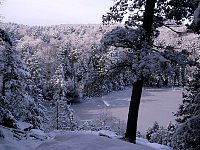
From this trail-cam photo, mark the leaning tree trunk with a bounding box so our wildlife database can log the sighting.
[125,0,157,143]
[125,76,143,143]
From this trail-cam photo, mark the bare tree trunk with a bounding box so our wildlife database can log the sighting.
[143,0,157,42]
[2,77,6,96]
[125,0,156,143]
[125,76,143,143]
[56,101,59,130]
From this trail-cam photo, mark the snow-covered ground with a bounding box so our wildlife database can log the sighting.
[0,87,180,150]
[0,126,172,150]
[72,87,182,133]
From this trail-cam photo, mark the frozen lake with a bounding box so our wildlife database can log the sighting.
[72,87,182,133]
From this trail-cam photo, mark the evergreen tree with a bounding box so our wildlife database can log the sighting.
[102,0,164,143]
[172,69,200,149]
[47,64,77,131]
[0,28,44,129]
[102,0,200,143]
[26,54,45,103]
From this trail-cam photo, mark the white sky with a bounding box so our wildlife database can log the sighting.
[0,0,113,26]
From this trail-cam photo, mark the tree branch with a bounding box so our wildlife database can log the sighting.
[162,24,184,36]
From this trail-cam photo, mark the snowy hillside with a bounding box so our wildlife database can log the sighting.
[0,126,172,150]
[1,23,199,98]
[1,22,199,150]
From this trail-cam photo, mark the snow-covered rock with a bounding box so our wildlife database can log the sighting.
[29,129,47,140]
[15,122,33,131]
[98,130,118,138]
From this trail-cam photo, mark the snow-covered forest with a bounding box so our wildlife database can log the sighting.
[1,22,199,150]
[1,0,200,150]
[0,23,199,97]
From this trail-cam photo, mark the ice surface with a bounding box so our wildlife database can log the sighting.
[72,87,182,133]
[103,100,110,107]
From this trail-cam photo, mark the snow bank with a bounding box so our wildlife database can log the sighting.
[0,127,42,150]
[0,126,173,150]
[36,131,154,150]
[137,138,173,150]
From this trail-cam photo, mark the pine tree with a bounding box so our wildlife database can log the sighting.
[57,43,80,100]
[102,0,200,143]
[0,28,44,129]
[26,54,45,103]
[172,69,200,149]
[47,64,77,131]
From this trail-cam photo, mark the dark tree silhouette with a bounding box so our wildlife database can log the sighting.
[125,0,156,143]
[102,0,200,143]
